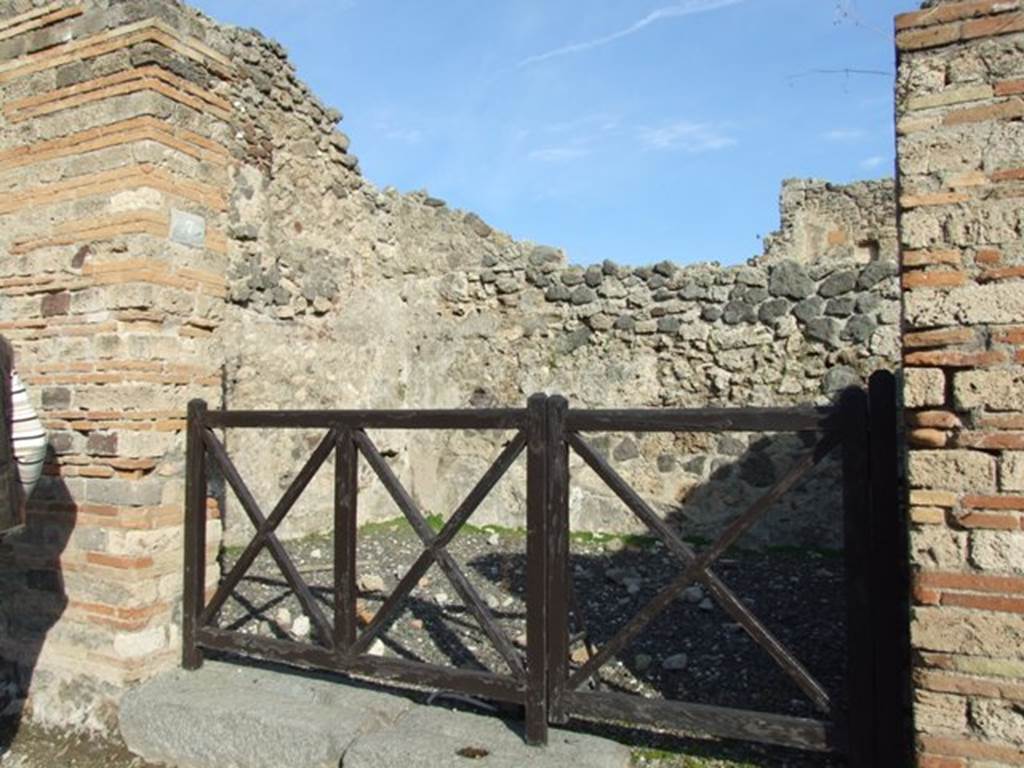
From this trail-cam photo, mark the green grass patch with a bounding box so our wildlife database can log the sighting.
[356,516,412,535]
[356,515,527,539]
[220,516,840,565]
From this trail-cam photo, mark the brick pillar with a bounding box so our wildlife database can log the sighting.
[0,1,231,728]
[896,2,1024,765]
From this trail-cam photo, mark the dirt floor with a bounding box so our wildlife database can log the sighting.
[222,524,846,716]
[0,717,160,768]
[213,522,843,767]
[0,523,844,767]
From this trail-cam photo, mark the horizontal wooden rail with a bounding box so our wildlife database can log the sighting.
[196,627,526,704]
[202,409,528,430]
[201,406,837,433]
[562,690,835,752]
[566,406,838,433]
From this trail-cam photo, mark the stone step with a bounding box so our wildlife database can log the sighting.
[119,661,631,768]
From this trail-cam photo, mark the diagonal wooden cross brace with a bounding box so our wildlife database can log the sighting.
[198,428,336,647]
[348,431,526,658]
[353,430,527,680]
[565,431,841,704]
[568,432,835,712]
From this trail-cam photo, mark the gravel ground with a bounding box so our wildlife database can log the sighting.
[215,522,846,767]
[0,513,847,767]
[1,524,845,768]
[0,717,161,768]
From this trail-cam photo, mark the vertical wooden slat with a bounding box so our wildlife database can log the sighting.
[182,399,208,670]
[840,385,872,766]
[868,370,911,764]
[546,395,570,724]
[335,429,358,653]
[524,393,549,746]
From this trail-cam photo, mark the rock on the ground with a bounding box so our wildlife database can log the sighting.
[662,653,689,671]
[570,646,590,664]
[358,573,386,593]
[680,586,704,604]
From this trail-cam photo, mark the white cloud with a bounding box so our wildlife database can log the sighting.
[524,116,621,162]
[528,146,591,163]
[517,0,746,68]
[385,127,423,144]
[544,113,620,135]
[639,120,735,152]
[860,155,887,169]
[824,128,865,142]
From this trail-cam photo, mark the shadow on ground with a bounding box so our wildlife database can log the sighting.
[209,416,857,767]
[0,461,74,756]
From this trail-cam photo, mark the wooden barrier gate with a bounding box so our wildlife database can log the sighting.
[182,371,908,765]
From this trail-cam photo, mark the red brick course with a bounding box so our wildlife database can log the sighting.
[902,270,969,289]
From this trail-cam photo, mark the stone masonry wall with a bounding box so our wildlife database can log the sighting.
[762,177,899,265]
[211,17,901,549]
[0,0,228,728]
[4,0,999,757]
[0,0,908,732]
[897,2,1024,765]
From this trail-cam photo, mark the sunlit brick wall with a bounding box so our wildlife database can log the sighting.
[0,1,228,728]
[896,2,1024,765]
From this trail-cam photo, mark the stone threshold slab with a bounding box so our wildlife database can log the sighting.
[119,661,631,768]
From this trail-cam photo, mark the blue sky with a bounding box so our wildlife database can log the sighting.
[191,0,908,267]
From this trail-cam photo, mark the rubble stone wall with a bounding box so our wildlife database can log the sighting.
[0,0,906,731]
[211,20,901,548]
[7,1,1008,758]
[896,1,1024,764]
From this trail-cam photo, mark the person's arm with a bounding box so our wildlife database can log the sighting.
[9,371,46,499]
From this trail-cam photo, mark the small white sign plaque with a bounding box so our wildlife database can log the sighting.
[169,209,207,248]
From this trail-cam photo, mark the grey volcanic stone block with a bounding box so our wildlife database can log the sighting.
[570,285,598,305]
[857,260,896,289]
[768,260,813,299]
[793,296,824,323]
[119,662,412,768]
[343,706,632,768]
[722,300,755,324]
[817,269,857,298]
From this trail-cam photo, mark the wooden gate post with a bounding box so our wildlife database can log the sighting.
[867,370,911,764]
[545,396,570,725]
[525,393,550,745]
[840,385,873,766]
[182,398,208,670]
[334,429,358,653]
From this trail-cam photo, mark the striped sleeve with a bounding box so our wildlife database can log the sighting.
[9,371,47,498]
